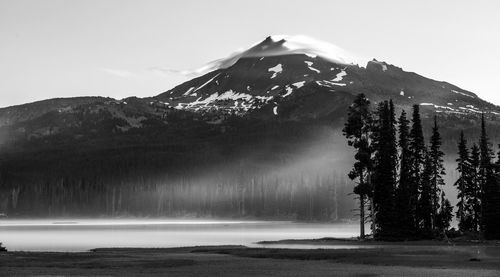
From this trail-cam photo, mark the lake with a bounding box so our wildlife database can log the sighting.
[0,219,360,252]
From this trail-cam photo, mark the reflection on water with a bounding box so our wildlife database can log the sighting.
[0,219,359,252]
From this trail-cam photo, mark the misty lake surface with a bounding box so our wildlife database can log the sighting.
[0,219,362,252]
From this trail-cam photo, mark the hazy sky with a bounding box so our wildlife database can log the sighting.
[1,0,499,108]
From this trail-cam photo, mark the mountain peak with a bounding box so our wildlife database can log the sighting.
[193,35,366,75]
[255,35,365,66]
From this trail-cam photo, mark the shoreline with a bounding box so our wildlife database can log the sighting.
[257,236,500,246]
[1,241,499,276]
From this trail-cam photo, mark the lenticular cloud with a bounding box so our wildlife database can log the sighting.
[187,35,367,76]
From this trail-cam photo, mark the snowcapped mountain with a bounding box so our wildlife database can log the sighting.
[1,35,499,143]
[154,35,499,120]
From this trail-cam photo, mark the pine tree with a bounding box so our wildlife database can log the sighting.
[371,101,398,238]
[454,131,473,232]
[479,114,492,237]
[389,100,398,182]
[436,191,453,234]
[479,114,493,181]
[343,93,373,239]
[395,110,413,236]
[428,116,447,233]
[408,105,425,231]
[468,144,482,232]
[479,114,500,239]
[418,151,433,236]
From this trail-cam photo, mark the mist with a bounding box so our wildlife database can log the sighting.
[0,123,359,221]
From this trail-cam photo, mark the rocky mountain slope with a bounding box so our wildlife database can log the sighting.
[158,36,498,120]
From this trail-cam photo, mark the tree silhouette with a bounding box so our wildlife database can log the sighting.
[468,144,482,232]
[408,105,425,231]
[371,101,397,238]
[479,114,500,239]
[455,131,473,232]
[418,151,433,236]
[428,116,447,233]
[395,110,413,237]
[343,94,373,239]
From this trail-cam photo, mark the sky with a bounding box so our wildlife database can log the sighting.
[1,0,499,108]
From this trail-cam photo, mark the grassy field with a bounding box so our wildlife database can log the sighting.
[0,242,500,276]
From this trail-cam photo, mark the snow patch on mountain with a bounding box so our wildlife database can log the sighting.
[268,64,283,79]
[292,81,305,88]
[256,96,274,102]
[332,70,347,82]
[179,90,253,110]
[316,80,346,87]
[282,86,293,97]
[459,106,482,113]
[304,61,321,73]
[194,73,221,92]
[183,87,196,96]
[308,66,321,74]
[451,89,474,98]
[419,102,491,116]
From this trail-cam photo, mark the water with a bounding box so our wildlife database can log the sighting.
[0,219,360,252]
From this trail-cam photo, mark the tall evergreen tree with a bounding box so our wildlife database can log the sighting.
[436,191,453,234]
[408,105,425,231]
[389,100,398,182]
[428,116,447,232]
[468,144,482,232]
[371,101,398,238]
[343,93,373,239]
[454,131,473,232]
[479,114,493,181]
[418,150,434,236]
[479,114,492,236]
[395,110,413,236]
[479,114,500,239]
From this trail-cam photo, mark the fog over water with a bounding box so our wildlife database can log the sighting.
[0,219,361,252]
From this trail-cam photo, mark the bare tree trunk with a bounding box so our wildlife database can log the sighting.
[360,194,365,239]
[370,198,375,236]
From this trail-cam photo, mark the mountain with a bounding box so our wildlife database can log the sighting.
[157,35,498,120]
[2,35,499,132]
[0,35,499,219]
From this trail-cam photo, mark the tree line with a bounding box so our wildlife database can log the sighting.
[1,114,358,220]
[343,93,500,240]
[1,160,355,220]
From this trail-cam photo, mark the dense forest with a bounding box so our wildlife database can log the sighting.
[0,114,356,220]
[344,94,500,240]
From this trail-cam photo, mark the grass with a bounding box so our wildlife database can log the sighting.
[0,242,499,276]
